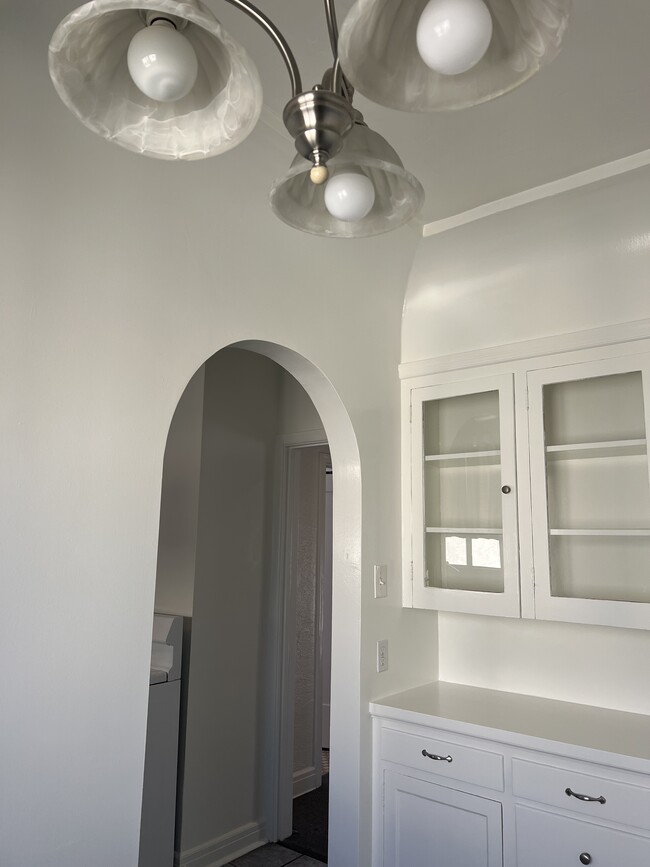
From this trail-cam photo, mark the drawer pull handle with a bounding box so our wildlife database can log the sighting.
[422,749,452,763]
[565,787,606,805]
[579,855,592,865]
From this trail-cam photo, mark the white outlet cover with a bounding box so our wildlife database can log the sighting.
[377,638,389,673]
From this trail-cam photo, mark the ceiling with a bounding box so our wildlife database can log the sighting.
[214,0,650,225]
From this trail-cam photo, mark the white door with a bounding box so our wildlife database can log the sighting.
[528,354,650,629]
[409,373,520,617]
[383,772,503,867]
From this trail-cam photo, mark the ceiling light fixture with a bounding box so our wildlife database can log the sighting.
[338,0,572,111]
[48,0,571,237]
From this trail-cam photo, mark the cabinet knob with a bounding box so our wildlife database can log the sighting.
[501,485,511,494]
[579,855,592,865]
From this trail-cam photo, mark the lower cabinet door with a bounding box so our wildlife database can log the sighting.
[515,804,650,866]
[383,771,503,867]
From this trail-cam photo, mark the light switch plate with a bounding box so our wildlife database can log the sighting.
[374,564,388,598]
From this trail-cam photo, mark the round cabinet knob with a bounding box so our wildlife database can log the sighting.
[579,855,592,865]
[501,485,511,494]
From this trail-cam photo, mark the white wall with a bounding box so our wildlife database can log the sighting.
[1,6,438,863]
[403,166,650,715]
[179,349,282,855]
[154,366,205,617]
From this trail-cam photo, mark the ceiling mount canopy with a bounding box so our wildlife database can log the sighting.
[338,0,572,112]
[48,0,571,236]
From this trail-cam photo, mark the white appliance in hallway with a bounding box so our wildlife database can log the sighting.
[139,614,183,867]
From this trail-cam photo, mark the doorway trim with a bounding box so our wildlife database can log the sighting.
[234,340,363,867]
[267,432,329,841]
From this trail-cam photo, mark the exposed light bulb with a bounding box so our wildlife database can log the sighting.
[324,173,375,222]
[127,20,198,102]
[416,0,493,76]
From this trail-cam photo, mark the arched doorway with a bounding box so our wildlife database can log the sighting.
[144,342,363,867]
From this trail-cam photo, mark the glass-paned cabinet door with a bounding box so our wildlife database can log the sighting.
[409,374,520,616]
[528,354,650,629]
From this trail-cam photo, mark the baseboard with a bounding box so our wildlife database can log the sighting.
[175,821,266,867]
[293,766,318,798]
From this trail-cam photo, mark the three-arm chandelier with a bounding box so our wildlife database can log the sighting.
[49,0,572,238]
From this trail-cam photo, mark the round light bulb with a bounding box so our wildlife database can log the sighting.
[324,173,375,222]
[127,20,198,102]
[416,0,493,76]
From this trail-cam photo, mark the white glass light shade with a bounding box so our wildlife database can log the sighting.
[270,119,424,238]
[127,21,198,102]
[339,0,572,111]
[416,0,493,76]
[324,173,376,222]
[49,0,263,160]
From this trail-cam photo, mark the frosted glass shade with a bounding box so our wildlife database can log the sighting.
[49,0,263,160]
[339,0,572,111]
[270,118,424,238]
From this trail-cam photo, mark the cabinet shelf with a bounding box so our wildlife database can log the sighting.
[549,528,650,536]
[545,439,646,460]
[425,449,501,466]
[426,527,503,535]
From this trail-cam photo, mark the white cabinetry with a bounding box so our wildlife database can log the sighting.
[528,354,650,629]
[402,334,650,628]
[409,374,520,617]
[372,682,650,867]
[383,772,502,867]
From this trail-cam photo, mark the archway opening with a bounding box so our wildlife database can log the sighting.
[141,342,362,867]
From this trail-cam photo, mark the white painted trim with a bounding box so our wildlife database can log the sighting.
[399,318,650,381]
[175,821,266,867]
[422,149,650,238]
[293,765,319,798]
[268,432,329,841]
[236,339,363,867]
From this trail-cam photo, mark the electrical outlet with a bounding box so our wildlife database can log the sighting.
[374,564,388,598]
[377,639,389,673]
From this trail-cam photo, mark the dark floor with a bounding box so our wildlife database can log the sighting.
[280,774,328,862]
[226,752,330,867]
[224,843,323,866]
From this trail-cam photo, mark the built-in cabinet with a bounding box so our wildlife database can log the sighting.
[402,335,650,629]
[372,683,650,867]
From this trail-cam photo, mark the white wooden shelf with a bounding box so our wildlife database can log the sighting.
[545,439,646,460]
[425,449,501,462]
[549,528,650,536]
[426,527,503,535]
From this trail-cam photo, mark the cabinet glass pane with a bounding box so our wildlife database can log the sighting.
[426,533,504,593]
[543,370,650,602]
[424,391,500,455]
[423,390,504,593]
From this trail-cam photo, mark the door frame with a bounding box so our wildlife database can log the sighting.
[266,430,330,841]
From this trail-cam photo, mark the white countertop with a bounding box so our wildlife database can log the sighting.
[370,681,650,769]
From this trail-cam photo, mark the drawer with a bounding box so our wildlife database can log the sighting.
[515,804,650,867]
[380,726,504,791]
[512,757,650,831]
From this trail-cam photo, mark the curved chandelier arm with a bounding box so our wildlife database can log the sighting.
[324,0,340,59]
[323,0,353,102]
[222,0,302,96]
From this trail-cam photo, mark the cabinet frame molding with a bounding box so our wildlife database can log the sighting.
[402,326,650,629]
[408,374,521,617]
[528,353,650,630]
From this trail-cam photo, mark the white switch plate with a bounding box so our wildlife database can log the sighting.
[377,639,389,673]
[374,564,388,598]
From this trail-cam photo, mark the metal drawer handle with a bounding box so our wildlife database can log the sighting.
[579,855,592,865]
[565,787,606,805]
[422,749,452,763]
